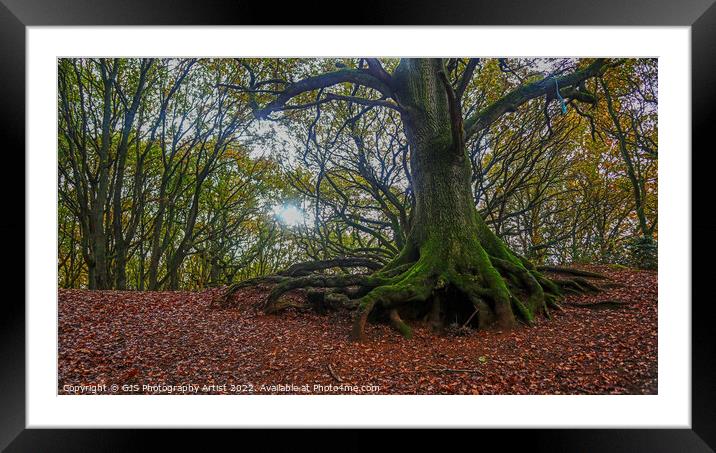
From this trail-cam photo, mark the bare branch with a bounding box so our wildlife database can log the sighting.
[324,93,402,112]
[455,58,479,100]
[364,58,394,87]
[232,68,394,119]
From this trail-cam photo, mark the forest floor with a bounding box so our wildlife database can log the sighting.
[58,265,657,395]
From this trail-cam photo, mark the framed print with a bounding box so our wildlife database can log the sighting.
[2,0,715,450]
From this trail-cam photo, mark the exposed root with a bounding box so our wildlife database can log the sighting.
[545,293,564,311]
[428,295,444,332]
[388,309,413,338]
[564,299,634,310]
[450,279,497,329]
[213,249,604,341]
[554,277,602,295]
[534,273,563,297]
[307,289,354,314]
[351,299,377,342]
[265,274,378,313]
[374,262,414,279]
[279,257,382,277]
[492,257,548,317]
[348,249,557,340]
[350,271,434,341]
[211,275,289,308]
[213,258,382,309]
[537,265,610,280]
[510,296,534,326]
[570,277,602,293]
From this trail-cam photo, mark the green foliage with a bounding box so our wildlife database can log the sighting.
[626,237,658,270]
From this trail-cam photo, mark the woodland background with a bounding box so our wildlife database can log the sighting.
[58,58,657,291]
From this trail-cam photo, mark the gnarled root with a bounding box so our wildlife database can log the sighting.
[212,244,603,342]
[536,265,610,280]
[349,269,434,341]
[210,275,289,309]
[346,243,569,341]
[563,299,634,309]
[211,258,381,309]
[553,276,603,295]
[388,309,413,338]
[279,257,382,277]
[265,274,382,313]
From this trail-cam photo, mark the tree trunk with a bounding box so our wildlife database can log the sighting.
[88,59,118,290]
[348,59,559,339]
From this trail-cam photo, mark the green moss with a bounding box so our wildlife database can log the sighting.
[352,210,560,335]
[511,296,534,325]
[397,322,413,339]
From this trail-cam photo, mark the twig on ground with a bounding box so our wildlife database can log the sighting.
[461,308,479,329]
[328,363,343,382]
[431,367,483,374]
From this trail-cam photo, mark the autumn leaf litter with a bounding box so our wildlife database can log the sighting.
[58,265,657,395]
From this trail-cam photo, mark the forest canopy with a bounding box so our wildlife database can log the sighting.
[58,57,657,292]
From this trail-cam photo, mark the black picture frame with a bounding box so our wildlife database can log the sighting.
[2,0,713,451]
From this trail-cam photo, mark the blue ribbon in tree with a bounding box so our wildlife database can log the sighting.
[554,79,567,115]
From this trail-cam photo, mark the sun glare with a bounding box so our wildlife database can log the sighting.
[272,204,305,227]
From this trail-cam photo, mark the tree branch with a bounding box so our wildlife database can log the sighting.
[455,58,479,101]
[242,68,393,119]
[324,93,402,112]
[464,59,610,139]
[364,58,393,88]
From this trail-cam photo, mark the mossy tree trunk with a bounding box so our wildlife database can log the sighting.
[347,59,558,339]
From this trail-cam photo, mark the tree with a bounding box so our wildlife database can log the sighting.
[287,106,410,265]
[58,58,291,290]
[217,58,618,340]
[597,60,657,269]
